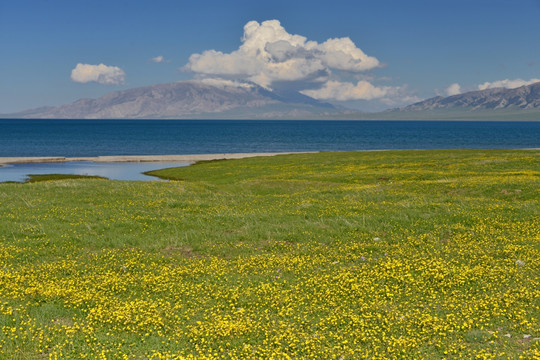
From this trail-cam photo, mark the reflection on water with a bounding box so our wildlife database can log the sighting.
[0,161,189,182]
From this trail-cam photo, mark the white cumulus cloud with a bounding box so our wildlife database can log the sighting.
[301,80,419,108]
[151,56,165,63]
[445,83,461,96]
[300,80,390,101]
[183,19,380,88]
[478,78,540,90]
[71,63,126,85]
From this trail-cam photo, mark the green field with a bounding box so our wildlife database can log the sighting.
[0,150,539,359]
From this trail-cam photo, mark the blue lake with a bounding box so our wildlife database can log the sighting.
[1,119,539,157]
[0,161,188,182]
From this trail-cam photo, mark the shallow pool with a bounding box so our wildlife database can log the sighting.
[0,161,189,182]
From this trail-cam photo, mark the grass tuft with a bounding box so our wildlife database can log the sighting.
[25,174,108,183]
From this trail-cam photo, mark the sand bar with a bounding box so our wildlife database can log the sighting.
[0,152,311,166]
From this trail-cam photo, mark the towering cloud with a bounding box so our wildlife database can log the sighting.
[184,20,380,89]
[181,19,418,105]
[71,63,126,85]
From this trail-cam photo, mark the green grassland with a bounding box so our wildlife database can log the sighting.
[0,150,539,359]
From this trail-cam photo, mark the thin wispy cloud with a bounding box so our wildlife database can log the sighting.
[478,78,540,90]
[151,56,166,63]
[198,78,254,89]
[70,63,125,85]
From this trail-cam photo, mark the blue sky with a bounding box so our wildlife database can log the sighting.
[1,0,539,113]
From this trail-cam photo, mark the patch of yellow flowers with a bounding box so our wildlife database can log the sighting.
[1,232,538,358]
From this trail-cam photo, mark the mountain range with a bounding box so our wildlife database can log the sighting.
[4,80,540,120]
[5,81,340,119]
[401,81,540,111]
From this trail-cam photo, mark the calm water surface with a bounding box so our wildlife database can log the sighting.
[0,161,188,182]
[1,119,539,157]
[1,119,538,181]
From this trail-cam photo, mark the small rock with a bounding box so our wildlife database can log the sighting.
[373,237,381,241]
[516,260,525,266]
[523,334,531,339]
[504,333,511,338]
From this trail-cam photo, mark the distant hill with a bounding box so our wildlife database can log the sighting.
[369,81,540,121]
[3,80,540,120]
[400,81,540,112]
[4,81,341,119]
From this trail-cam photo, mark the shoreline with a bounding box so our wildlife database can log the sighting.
[1,149,539,167]
[0,152,312,166]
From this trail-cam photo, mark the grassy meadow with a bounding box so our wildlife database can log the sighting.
[0,149,539,359]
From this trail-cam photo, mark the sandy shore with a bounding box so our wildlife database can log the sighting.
[2,149,537,167]
[0,152,310,166]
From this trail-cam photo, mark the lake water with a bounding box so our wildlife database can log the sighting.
[1,119,539,182]
[1,119,539,157]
